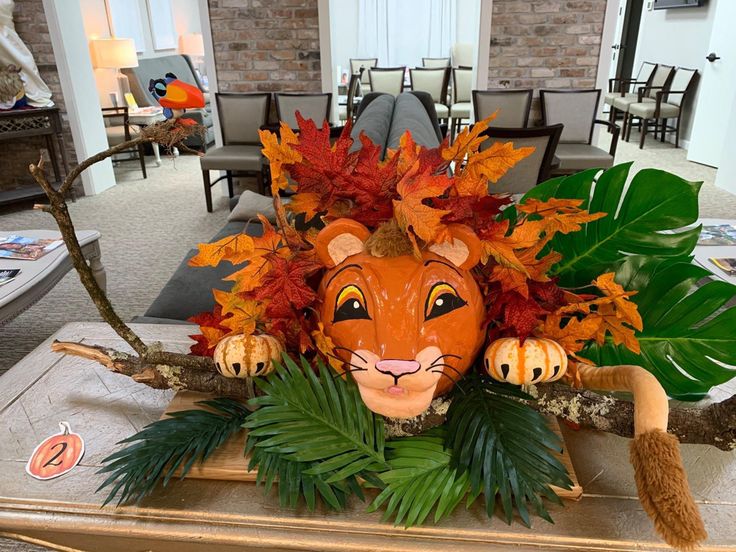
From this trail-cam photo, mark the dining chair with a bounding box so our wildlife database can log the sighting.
[451,43,474,68]
[339,73,362,123]
[409,67,450,123]
[472,89,533,127]
[604,61,657,125]
[102,106,147,179]
[540,89,620,174]
[422,57,451,68]
[612,64,674,139]
[368,67,406,96]
[626,67,698,149]
[200,92,271,212]
[350,57,378,93]
[450,67,472,140]
[479,124,564,194]
[275,92,332,128]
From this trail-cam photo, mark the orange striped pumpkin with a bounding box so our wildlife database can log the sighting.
[26,422,85,480]
[213,334,283,378]
[483,337,567,385]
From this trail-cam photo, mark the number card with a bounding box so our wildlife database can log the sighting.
[26,422,85,480]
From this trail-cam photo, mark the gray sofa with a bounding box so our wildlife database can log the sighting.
[122,54,215,149]
[137,92,440,324]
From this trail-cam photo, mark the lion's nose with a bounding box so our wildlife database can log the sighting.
[375,359,421,379]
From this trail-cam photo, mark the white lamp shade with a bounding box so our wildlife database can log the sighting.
[90,38,139,69]
[178,33,204,57]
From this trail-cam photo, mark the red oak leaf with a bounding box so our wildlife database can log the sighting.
[254,255,322,318]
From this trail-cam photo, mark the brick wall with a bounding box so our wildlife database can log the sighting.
[488,0,606,123]
[207,0,322,95]
[0,0,77,193]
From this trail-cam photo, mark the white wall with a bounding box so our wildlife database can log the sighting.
[632,0,718,144]
[456,0,477,43]
[80,0,203,107]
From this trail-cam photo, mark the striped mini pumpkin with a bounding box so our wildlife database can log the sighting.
[213,334,283,378]
[483,337,567,385]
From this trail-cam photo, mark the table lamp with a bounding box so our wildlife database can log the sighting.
[178,33,207,88]
[90,38,138,103]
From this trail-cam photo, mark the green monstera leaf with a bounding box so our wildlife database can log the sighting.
[522,163,702,286]
[583,255,736,400]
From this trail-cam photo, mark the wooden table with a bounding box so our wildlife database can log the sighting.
[0,107,69,206]
[0,230,105,326]
[0,322,735,551]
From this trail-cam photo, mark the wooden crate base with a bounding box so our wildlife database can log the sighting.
[163,391,582,500]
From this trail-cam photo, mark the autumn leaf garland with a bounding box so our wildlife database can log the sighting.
[188,113,643,364]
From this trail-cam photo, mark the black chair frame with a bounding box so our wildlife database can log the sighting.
[480,123,564,185]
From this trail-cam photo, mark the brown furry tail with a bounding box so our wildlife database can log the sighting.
[630,430,707,550]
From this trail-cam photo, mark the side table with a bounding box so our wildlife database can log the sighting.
[0,322,734,551]
[128,108,178,166]
[0,230,105,325]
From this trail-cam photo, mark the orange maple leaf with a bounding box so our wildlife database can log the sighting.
[287,192,322,219]
[460,141,536,193]
[189,233,255,267]
[517,198,607,247]
[219,298,263,336]
[259,123,301,195]
[542,313,604,356]
[440,114,496,163]
[225,217,289,293]
[392,161,452,244]
[312,322,342,371]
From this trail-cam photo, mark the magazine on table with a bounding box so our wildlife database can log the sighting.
[698,224,736,246]
[0,268,20,286]
[0,235,63,260]
[709,258,736,276]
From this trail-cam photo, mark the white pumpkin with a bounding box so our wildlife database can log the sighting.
[483,337,567,385]
[213,334,283,378]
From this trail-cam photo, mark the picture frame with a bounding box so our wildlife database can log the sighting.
[105,0,145,53]
[146,0,177,51]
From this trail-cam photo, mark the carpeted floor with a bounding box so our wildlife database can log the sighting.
[0,134,734,552]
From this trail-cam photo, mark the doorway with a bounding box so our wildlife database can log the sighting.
[614,0,644,82]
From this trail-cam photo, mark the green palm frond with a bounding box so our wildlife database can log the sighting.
[98,398,250,506]
[368,429,471,527]
[244,355,387,493]
[248,445,357,511]
[446,375,572,526]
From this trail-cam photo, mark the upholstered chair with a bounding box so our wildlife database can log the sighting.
[350,58,378,94]
[605,61,657,124]
[450,67,472,139]
[540,89,620,174]
[200,92,270,212]
[612,64,674,138]
[275,92,332,128]
[409,67,450,122]
[422,57,451,68]
[472,89,533,127]
[368,67,406,96]
[626,67,698,149]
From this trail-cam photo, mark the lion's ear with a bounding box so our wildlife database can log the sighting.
[428,224,482,270]
[314,218,371,267]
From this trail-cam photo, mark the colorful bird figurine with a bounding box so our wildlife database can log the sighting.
[148,72,205,125]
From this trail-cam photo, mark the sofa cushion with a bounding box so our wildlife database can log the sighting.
[144,221,261,321]
[200,145,263,171]
[387,93,441,150]
[351,93,395,156]
[228,190,290,223]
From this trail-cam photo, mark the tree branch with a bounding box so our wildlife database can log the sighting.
[52,341,254,398]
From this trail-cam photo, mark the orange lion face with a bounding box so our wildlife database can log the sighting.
[315,219,486,419]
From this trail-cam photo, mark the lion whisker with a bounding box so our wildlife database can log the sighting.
[334,367,368,379]
[427,362,464,378]
[324,351,366,372]
[333,346,368,364]
[430,369,460,386]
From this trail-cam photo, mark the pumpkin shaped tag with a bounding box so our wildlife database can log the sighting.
[26,422,85,481]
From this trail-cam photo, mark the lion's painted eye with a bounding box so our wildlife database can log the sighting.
[425,282,466,321]
[333,284,371,322]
